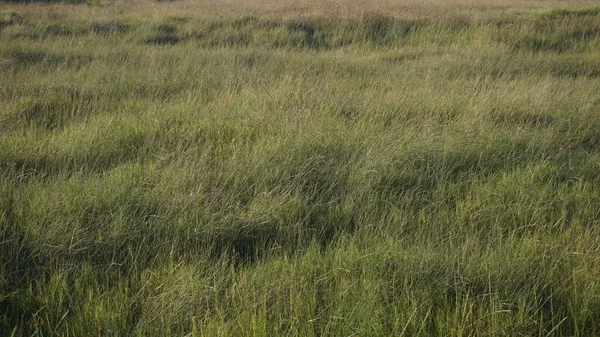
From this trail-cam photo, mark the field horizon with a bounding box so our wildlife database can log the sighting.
[1,0,600,335]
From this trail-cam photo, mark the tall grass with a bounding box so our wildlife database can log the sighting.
[1,1,600,335]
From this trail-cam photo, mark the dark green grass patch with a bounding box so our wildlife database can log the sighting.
[143,33,180,45]
[0,48,94,71]
[90,21,132,35]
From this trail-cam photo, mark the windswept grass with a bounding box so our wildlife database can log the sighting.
[1,1,600,336]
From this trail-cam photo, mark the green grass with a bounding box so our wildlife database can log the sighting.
[1,2,600,336]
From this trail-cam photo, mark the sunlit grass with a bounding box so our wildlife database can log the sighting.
[1,1,600,336]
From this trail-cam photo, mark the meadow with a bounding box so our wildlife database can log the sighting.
[1,0,600,335]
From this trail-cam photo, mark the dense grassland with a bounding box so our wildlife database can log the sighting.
[1,0,600,335]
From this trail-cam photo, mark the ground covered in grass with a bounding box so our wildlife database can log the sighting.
[1,1,600,335]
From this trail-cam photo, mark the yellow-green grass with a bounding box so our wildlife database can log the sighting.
[1,1,600,336]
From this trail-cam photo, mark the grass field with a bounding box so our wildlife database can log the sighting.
[1,0,600,335]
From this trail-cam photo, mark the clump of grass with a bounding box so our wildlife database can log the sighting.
[0,10,23,29]
[90,21,132,35]
[143,22,180,45]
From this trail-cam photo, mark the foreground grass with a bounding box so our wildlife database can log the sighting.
[1,1,600,335]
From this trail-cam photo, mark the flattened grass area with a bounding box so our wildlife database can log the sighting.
[1,1,600,335]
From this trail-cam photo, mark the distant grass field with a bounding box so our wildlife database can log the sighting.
[1,0,600,335]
